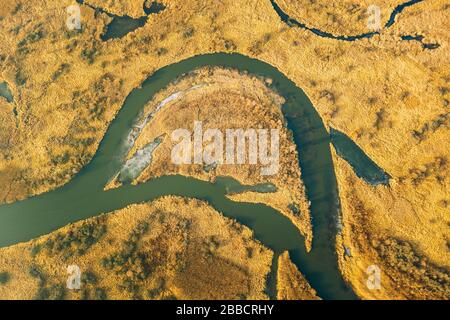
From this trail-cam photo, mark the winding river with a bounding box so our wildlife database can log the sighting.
[0,53,390,300]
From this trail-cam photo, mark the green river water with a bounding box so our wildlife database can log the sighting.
[0,53,390,300]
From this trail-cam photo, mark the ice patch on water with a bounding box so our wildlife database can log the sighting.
[117,84,205,183]
[122,91,183,155]
[118,136,163,183]
[122,85,205,152]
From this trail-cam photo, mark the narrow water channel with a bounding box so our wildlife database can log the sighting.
[330,128,390,185]
[270,0,425,41]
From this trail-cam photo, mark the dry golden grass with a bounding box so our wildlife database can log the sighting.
[277,251,320,300]
[0,0,448,299]
[0,196,273,300]
[335,149,450,300]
